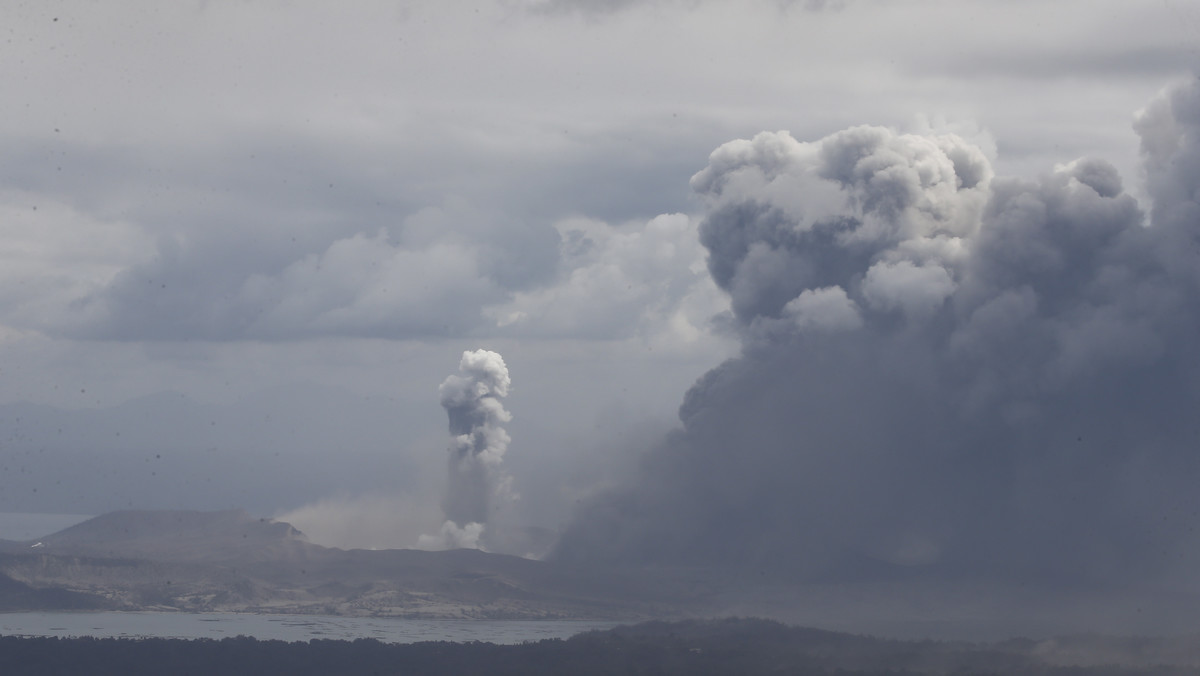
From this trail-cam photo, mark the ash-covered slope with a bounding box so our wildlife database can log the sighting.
[0,570,111,611]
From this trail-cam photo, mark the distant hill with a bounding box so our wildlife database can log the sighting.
[0,509,704,619]
[31,509,313,563]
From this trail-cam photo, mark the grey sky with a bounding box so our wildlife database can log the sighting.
[1,0,1197,560]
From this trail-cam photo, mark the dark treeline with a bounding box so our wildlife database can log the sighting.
[1,618,1197,675]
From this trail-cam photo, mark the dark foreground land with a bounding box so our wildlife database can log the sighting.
[2,618,1199,676]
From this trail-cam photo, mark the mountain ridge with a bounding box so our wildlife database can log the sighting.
[0,508,700,619]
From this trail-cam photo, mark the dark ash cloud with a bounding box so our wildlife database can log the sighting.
[553,79,1200,588]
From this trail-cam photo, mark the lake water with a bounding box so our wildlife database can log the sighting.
[0,612,622,644]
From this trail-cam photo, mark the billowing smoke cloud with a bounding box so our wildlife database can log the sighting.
[554,79,1200,588]
[417,349,515,550]
[275,493,442,551]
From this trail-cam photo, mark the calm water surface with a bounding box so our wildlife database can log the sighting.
[0,612,621,644]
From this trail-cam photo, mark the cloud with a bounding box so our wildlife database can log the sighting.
[486,213,727,344]
[525,0,845,18]
[0,190,154,335]
[241,235,504,340]
[861,260,956,318]
[2,0,1184,348]
[553,78,1200,588]
[524,0,649,16]
[1136,78,1200,283]
[691,125,990,334]
[10,184,718,345]
[779,286,863,332]
[48,193,566,342]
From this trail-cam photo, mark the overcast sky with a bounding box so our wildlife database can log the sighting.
[1,0,1198,564]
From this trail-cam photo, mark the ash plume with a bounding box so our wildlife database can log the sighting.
[553,79,1200,587]
[417,349,515,550]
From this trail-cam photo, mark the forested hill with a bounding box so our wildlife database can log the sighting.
[2,618,1199,676]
